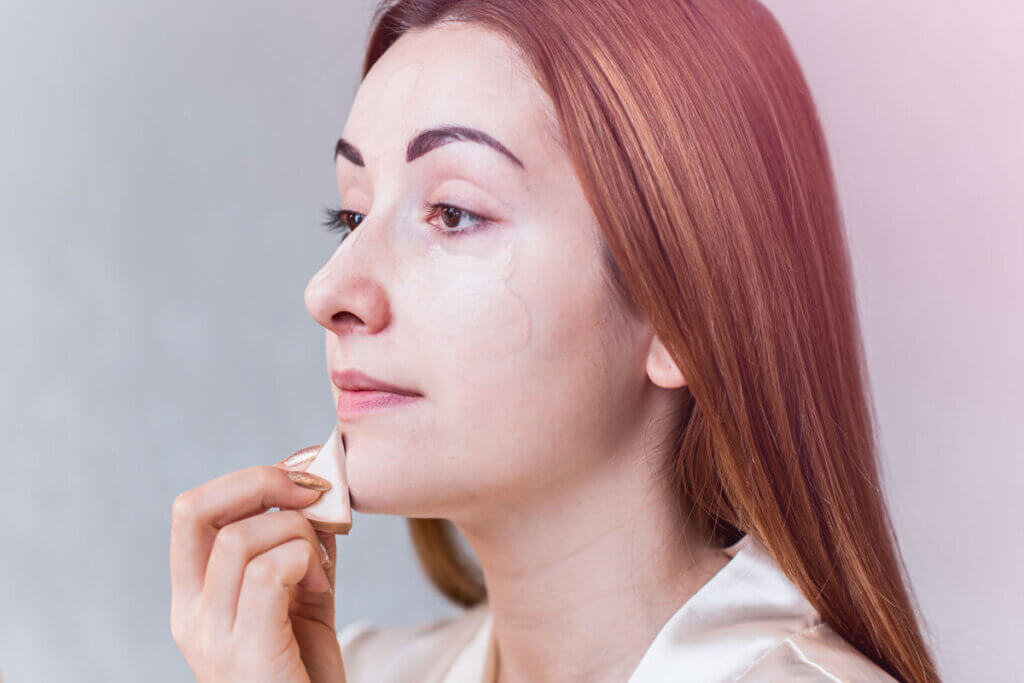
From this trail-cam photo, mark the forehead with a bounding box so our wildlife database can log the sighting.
[343,22,561,165]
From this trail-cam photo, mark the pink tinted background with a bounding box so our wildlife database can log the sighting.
[763,1,1023,679]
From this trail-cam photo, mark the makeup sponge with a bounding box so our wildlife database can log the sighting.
[286,426,352,535]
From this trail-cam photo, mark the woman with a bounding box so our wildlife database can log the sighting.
[170,0,941,681]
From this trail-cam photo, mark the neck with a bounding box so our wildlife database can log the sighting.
[453,443,731,683]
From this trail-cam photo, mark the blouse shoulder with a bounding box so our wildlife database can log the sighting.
[335,603,490,683]
[735,621,899,682]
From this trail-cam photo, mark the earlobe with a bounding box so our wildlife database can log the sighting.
[646,333,687,389]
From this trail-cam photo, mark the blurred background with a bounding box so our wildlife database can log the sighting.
[1,0,1021,680]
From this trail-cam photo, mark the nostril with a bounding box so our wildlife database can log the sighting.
[332,311,362,328]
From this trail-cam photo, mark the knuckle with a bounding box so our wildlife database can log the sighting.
[253,465,279,493]
[170,602,195,649]
[170,619,190,650]
[171,491,197,520]
[211,524,247,559]
[169,613,183,645]
[243,554,278,587]
[258,463,280,483]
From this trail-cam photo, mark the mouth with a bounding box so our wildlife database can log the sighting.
[330,368,421,396]
[331,368,423,420]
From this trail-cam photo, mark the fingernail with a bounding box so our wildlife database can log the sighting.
[318,539,333,569]
[287,470,332,492]
[278,446,319,468]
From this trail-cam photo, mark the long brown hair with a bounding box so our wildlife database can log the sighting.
[357,1,940,680]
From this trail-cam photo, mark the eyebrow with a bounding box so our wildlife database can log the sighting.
[334,125,525,170]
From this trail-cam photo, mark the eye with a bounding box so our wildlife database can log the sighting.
[320,201,492,243]
[422,201,492,235]
[321,206,363,244]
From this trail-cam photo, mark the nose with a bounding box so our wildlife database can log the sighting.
[304,243,391,336]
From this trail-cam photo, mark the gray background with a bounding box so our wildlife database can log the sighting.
[1,1,1021,681]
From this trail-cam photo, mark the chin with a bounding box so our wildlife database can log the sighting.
[344,461,452,517]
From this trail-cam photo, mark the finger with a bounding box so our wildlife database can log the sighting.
[317,531,338,589]
[201,509,327,634]
[170,466,324,600]
[289,531,338,631]
[233,537,330,640]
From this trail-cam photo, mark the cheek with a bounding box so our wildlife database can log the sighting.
[325,332,340,399]
[411,237,533,363]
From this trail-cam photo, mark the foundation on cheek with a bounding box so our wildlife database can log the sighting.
[418,237,533,361]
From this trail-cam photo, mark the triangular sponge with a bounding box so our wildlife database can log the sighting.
[288,426,352,535]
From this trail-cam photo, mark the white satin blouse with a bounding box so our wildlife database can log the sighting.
[335,534,898,682]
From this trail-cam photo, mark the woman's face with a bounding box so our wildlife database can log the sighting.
[305,22,657,523]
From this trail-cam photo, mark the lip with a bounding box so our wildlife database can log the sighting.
[330,368,421,396]
[337,389,421,419]
[332,368,422,420]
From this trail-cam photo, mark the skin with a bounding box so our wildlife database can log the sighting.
[304,21,732,683]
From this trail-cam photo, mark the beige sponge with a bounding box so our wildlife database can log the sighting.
[285,426,352,535]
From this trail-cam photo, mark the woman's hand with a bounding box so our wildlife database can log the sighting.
[170,464,345,682]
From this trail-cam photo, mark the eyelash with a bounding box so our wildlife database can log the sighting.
[320,200,492,243]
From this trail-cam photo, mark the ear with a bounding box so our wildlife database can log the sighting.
[645,332,687,389]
